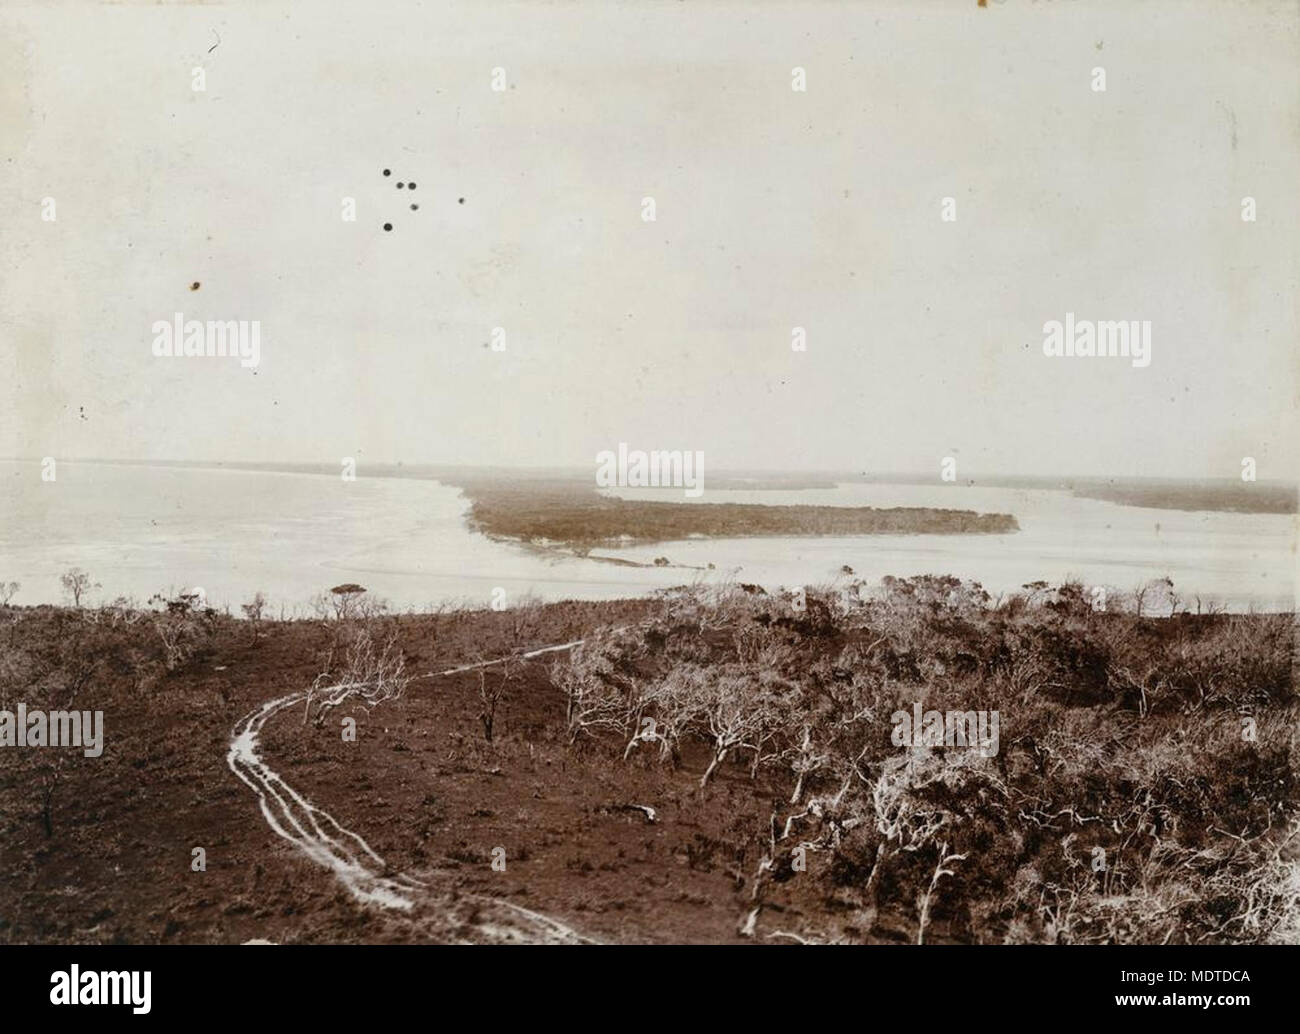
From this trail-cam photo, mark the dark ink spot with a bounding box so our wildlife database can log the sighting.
[190,281,201,291]
[458,197,465,204]
[383,223,393,231]
[410,204,418,210]
[408,182,416,190]
[397,182,405,189]
[383,169,391,176]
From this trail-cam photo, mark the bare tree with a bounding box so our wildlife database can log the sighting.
[622,668,701,766]
[328,583,368,621]
[241,591,268,642]
[1159,576,1179,617]
[477,652,519,742]
[506,593,545,650]
[1132,581,1148,618]
[306,624,410,724]
[154,614,194,671]
[1197,595,1225,616]
[551,648,626,745]
[916,841,967,945]
[697,672,777,789]
[787,725,831,805]
[146,591,209,671]
[739,810,779,938]
[60,568,99,608]
[1131,577,1177,618]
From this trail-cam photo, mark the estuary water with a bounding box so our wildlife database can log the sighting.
[0,461,1293,613]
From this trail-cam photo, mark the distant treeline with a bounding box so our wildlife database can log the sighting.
[1069,480,1297,514]
[852,472,1298,515]
[453,477,1018,548]
[61,459,1295,515]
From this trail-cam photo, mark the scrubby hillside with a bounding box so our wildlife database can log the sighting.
[0,579,1295,944]
[549,577,1298,943]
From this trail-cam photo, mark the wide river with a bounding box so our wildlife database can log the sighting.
[1,461,1294,614]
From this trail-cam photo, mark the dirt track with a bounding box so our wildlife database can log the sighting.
[227,640,596,942]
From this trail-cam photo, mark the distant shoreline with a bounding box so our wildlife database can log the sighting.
[5,458,1019,550]
[12,457,1294,516]
[1,456,1291,613]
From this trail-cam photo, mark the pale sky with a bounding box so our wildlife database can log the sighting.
[2,0,1297,480]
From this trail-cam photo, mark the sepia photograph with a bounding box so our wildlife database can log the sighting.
[1,0,1296,1017]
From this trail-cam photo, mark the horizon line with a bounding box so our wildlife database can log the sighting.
[3,456,1296,489]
